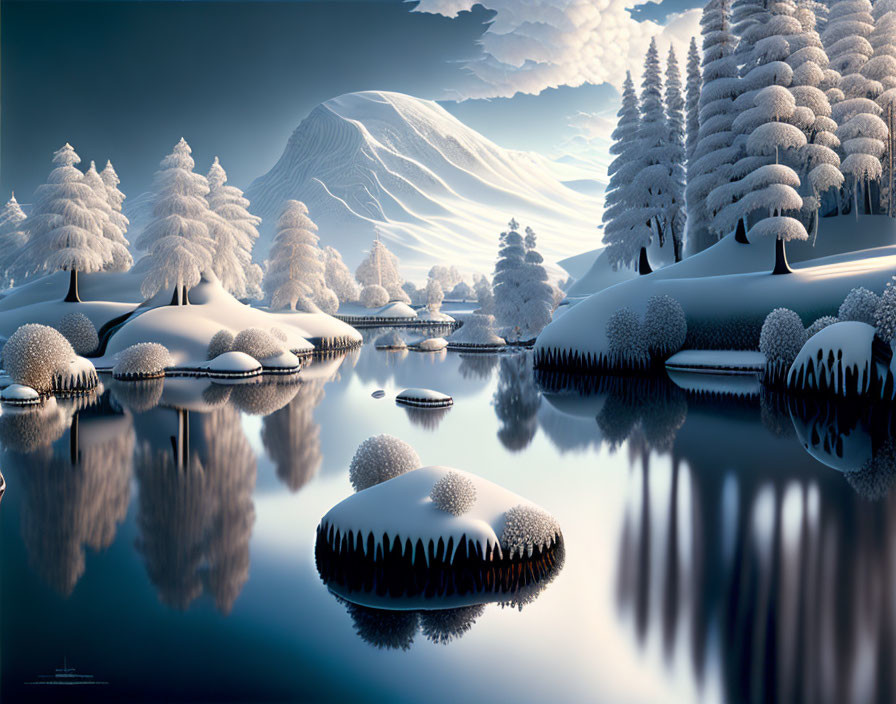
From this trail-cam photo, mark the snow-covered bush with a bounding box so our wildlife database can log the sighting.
[875,278,896,342]
[231,328,284,360]
[429,470,477,516]
[54,312,99,356]
[269,327,288,342]
[500,504,561,559]
[374,331,407,350]
[360,284,389,309]
[2,324,75,393]
[606,308,648,368]
[348,434,421,492]
[113,342,172,380]
[207,329,234,360]
[385,282,411,304]
[760,308,807,386]
[839,287,881,325]
[807,316,839,337]
[426,277,444,312]
[643,295,686,360]
[402,281,426,307]
[447,313,505,348]
[448,281,474,301]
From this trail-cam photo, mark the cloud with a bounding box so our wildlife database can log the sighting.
[410,0,701,99]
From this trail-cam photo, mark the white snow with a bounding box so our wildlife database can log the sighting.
[203,351,262,378]
[666,369,762,397]
[416,309,455,323]
[319,466,561,566]
[412,337,448,352]
[258,350,301,372]
[787,320,878,395]
[666,350,766,373]
[1,383,41,404]
[396,388,453,408]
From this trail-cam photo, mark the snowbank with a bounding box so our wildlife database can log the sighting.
[786,321,880,397]
[665,350,765,373]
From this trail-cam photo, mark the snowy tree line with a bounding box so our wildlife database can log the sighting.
[604,0,896,273]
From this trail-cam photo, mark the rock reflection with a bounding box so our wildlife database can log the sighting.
[402,405,450,431]
[5,394,133,595]
[493,352,540,451]
[135,404,256,613]
[261,380,326,492]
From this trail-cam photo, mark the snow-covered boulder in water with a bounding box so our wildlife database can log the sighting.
[413,337,448,352]
[1,383,41,407]
[447,314,505,350]
[113,342,173,380]
[396,388,453,408]
[787,321,881,397]
[374,331,407,350]
[203,351,263,380]
[53,355,100,394]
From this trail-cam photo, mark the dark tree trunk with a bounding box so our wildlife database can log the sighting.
[69,413,80,465]
[735,219,750,244]
[169,287,181,306]
[182,285,190,305]
[64,269,81,302]
[638,246,653,275]
[772,237,791,275]
[864,180,873,215]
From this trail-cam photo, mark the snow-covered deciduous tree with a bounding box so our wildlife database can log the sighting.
[14,144,115,302]
[206,157,261,298]
[448,281,474,301]
[360,284,389,308]
[0,193,28,287]
[355,237,407,302]
[665,46,687,262]
[137,139,215,304]
[402,281,426,306]
[324,246,359,304]
[686,37,703,165]
[83,161,132,272]
[601,73,641,268]
[425,277,443,312]
[427,264,462,292]
[686,0,740,255]
[263,200,338,314]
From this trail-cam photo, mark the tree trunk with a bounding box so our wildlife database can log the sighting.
[169,287,181,306]
[735,219,750,244]
[182,285,190,305]
[638,246,652,275]
[864,179,873,215]
[69,413,79,465]
[772,237,791,275]
[64,269,81,302]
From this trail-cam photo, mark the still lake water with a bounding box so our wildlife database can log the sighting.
[2,333,894,703]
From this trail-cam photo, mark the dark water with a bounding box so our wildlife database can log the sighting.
[2,338,895,703]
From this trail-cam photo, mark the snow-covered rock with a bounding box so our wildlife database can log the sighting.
[396,388,453,408]
[416,309,455,323]
[787,321,879,397]
[203,351,263,379]
[53,355,99,394]
[374,331,407,350]
[258,350,301,374]
[1,383,41,406]
[412,337,448,352]
[245,90,603,278]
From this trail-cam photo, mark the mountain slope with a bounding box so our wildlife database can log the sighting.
[245,91,603,277]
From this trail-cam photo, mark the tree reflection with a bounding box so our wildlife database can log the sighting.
[135,404,256,613]
[261,380,326,492]
[493,352,540,451]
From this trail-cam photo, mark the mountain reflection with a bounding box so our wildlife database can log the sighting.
[4,394,134,595]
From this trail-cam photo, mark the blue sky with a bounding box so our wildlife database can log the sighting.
[1,0,700,198]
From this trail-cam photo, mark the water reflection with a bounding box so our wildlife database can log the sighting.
[493,352,540,451]
[262,380,326,492]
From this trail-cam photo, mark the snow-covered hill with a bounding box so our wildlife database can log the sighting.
[244,91,604,277]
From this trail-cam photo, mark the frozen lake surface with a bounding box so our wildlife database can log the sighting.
[1,334,894,703]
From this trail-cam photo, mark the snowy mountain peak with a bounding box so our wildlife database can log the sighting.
[245,91,603,277]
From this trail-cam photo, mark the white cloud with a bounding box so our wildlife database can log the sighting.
[411,0,701,99]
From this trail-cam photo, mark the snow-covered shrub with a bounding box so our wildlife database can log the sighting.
[231,327,284,360]
[374,331,406,350]
[875,278,896,342]
[113,342,172,380]
[760,308,807,387]
[54,312,98,355]
[839,287,880,325]
[402,281,426,307]
[348,434,421,492]
[448,281,474,301]
[807,316,839,338]
[429,471,477,516]
[269,327,288,342]
[425,277,444,313]
[316,287,339,315]
[643,295,686,360]
[500,504,561,559]
[2,324,75,393]
[385,282,411,304]
[360,285,389,309]
[206,329,234,360]
[606,308,648,369]
[447,313,505,348]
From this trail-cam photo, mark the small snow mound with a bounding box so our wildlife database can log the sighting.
[396,388,453,408]
[113,342,173,380]
[500,504,562,560]
[258,350,301,373]
[204,351,262,379]
[447,314,505,350]
[413,337,448,351]
[349,434,421,492]
[430,471,476,516]
[1,383,41,406]
[375,331,407,350]
[787,321,877,397]
[374,302,417,319]
[416,310,455,323]
[53,355,99,393]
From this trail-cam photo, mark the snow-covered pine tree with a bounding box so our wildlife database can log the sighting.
[601,72,641,270]
[355,236,408,303]
[686,0,740,255]
[0,193,28,287]
[324,246,360,304]
[473,273,495,315]
[206,157,261,298]
[493,219,527,340]
[665,45,687,261]
[518,226,555,340]
[83,161,132,272]
[137,138,215,304]
[98,160,132,269]
[870,0,896,214]
[13,143,114,302]
[686,37,702,166]
[825,0,888,215]
[263,200,337,313]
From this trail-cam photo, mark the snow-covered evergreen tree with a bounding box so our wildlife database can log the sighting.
[601,72,641,268]
[206,157,261,298]
[83,161,132,272]
[14,143,114,302]
[493,219,527,339]
[518,227,554,340]
[665,46,687,261]
[137,138,215,304]
[324,246,359,304]
[355,236,408,303]
[686,0,740,254]
[0,193,28,287]
[686,37,703,165]
[474,273,495,315]
[98,160,132,268]
[263,200,337,313]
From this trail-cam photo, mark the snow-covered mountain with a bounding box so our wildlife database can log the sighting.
[245,91,604,277]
